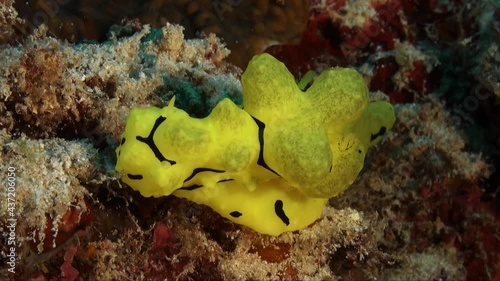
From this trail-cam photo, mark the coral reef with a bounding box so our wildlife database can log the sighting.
[0,21,240,138]
[0,134,96,253]
[13,0,309,68]
[0,0,498,280]
[336,98,495,280]
[87,205,373,280]
[0,0,18,44]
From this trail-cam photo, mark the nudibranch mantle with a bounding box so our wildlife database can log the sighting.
[115,53,396,236]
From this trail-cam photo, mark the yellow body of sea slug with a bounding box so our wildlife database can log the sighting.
[115,53,396,236]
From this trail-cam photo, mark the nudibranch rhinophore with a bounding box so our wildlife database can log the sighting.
[115,53,396,236]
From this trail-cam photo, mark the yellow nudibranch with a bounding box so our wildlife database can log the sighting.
[115,53,396,236]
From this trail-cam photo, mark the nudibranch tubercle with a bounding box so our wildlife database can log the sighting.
[115,53,396,236]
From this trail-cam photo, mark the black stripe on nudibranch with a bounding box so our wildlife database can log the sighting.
[329,165,332,173]
[127,174,143,180]
[217,179,234,183]
[183,167,225,183]
[136,116,176,165]
[121,138,126,145]
[178,178,233,191]
[230,211,242,218]
[274,200,290,226]
[370,126,387,142]
[178,184,203,191]
[251,116,281,177]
